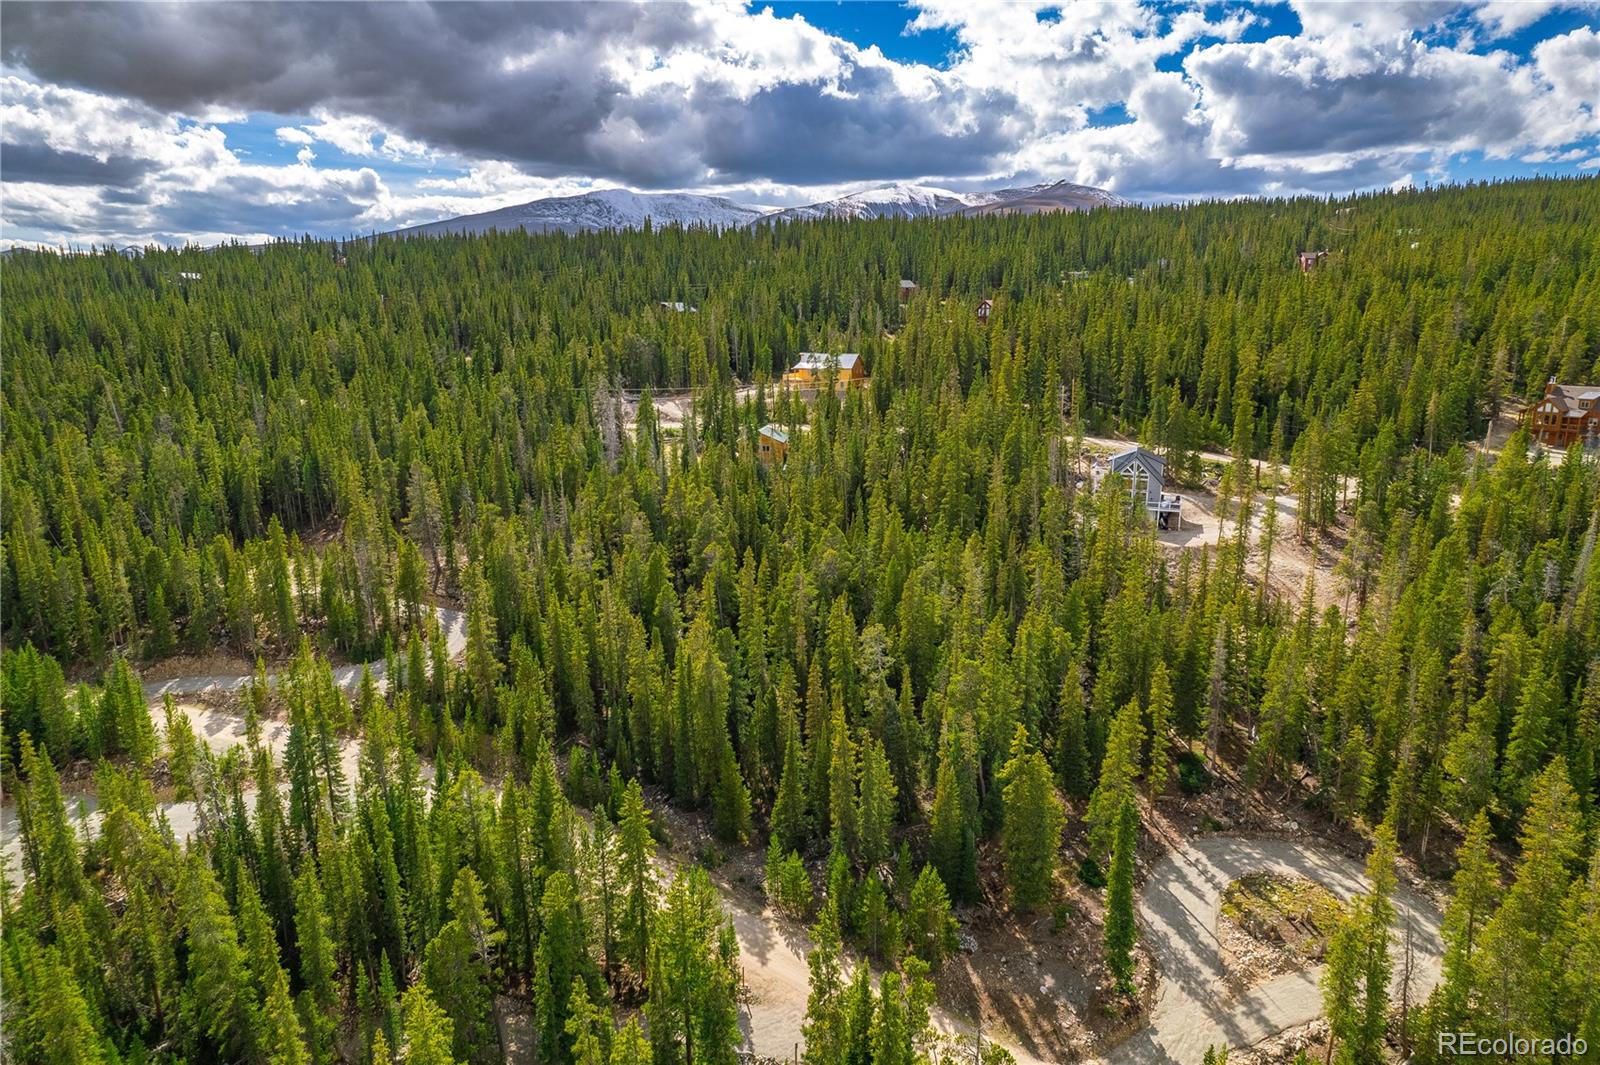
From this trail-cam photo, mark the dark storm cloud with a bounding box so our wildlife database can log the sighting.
[0,1,1011,187]
[0,142,155,186]
[694,69,1014,185]
[1185,37,1537,159]
[156,170,385,235]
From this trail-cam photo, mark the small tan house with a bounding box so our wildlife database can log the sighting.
[757,424,790,466]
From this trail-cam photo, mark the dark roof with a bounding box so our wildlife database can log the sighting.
[1106,446,1166,483]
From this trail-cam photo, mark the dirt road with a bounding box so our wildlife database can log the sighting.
[1096,836,1444,1065]
[142,607,467,700]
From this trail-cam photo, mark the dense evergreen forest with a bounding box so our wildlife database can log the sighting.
[4,176,1600,1064]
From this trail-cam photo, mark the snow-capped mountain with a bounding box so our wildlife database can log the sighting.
[760,183,1002,223]
[954,180,1129,216]
[388,179,1127,239]
[390,188,764,237]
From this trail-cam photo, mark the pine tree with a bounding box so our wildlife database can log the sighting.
[802,899,847,1065]
[609,1019,651,1065]
[536,872,591,1065]
[616,779,656,982]
[905,865,957,968]
[771,724,811,852]
[424,869,501,1065]
[1430,812,1498,1032]
[929,722,979,903]
[1146,660,1173,795]
[711,742,753,844]
[1355,825,1396,1063]
[4,938,105,1065]
[647,867,741,1065]
[856,736,898,870]
[1322,907,1364,1065]
[1086,697,1145,858]
[294,865,338,1061]
[1103,797,1139,993]
[1476,759,1584,1043]
[1000,724,1066,910]
[176,855,252,1060]
[399,983,460,1065]
[565,977,611,1065]
[259,965,312,1065]
[828,698,858,861]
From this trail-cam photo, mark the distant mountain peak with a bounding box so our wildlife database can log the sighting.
[385,177,1127,238]
[389,188,763,238]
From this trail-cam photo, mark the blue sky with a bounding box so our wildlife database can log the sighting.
[2,1,1597,246]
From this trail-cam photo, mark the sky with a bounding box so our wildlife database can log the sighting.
[2,0,1598,248]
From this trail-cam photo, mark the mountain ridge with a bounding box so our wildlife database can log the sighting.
[384,179,1127,238]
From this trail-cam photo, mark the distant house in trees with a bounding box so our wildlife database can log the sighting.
[782,352,866,393]
[1297,250,1329,272]
[976,298,993,324]
[1529,378,1600,448]
[757,424,790,466]
[1093,446,1183,530]
[898,279,918,302]
[658,300,697,313]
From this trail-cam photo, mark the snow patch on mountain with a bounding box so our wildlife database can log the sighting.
[393,188,763,237]
[388,178,1128,238]
[761,183,1000,222]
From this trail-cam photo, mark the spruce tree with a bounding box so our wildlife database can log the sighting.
[1103,797,1139,994]
[535,872,591,1065]
[294,866,338,1061]
[647,867,741,1065]
[771,724,811,852]
[1000,724,1067,911]
[856,736,898,870]
[1087,697,1145,858]
[399,983,459,1065]
[1146,660,1174,794]
[905,865,958,968]
[929,722,979,903]
[616,779,656,982]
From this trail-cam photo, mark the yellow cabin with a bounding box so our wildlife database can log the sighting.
[757,423,790,466]
[782,352,865,389]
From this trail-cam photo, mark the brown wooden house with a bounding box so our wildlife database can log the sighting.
[1297,250,1329,272]
[1529,378,1600,448]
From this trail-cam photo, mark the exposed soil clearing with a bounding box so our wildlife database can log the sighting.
[1219,872,1345,992]
[1093,836,1443,1064]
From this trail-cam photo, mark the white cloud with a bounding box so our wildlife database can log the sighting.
[2,0,1597,243]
